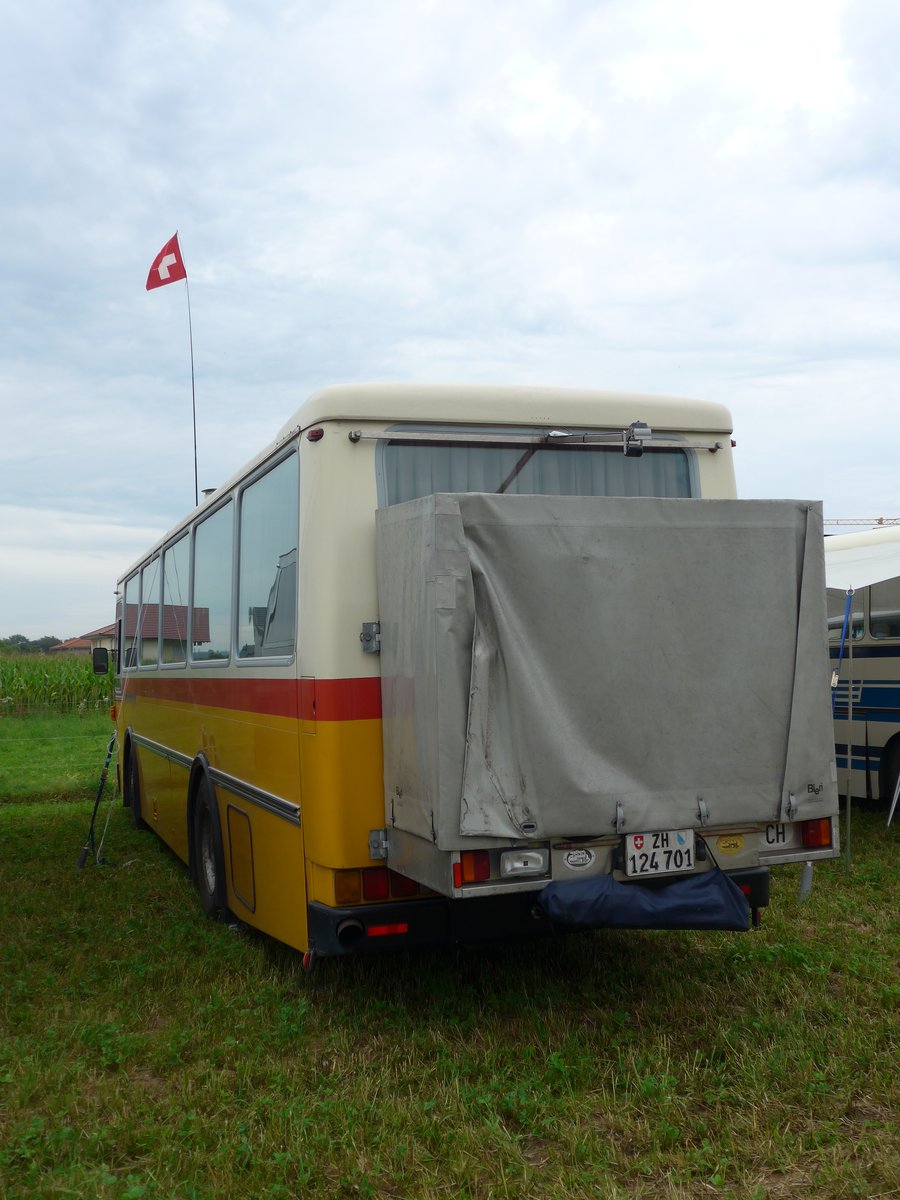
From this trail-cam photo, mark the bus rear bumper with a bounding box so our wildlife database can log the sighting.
[307,892,551,956]
[306,866,770,955]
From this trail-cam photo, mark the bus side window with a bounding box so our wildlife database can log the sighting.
[237,454,299,659]
[869,577,900,639]
[138,558,161,667]
[123,573,139,669]
[192,502,234,662]
[161,534,190,664]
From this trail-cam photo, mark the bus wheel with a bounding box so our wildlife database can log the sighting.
[125,743,148,831]
[194,779,225,919]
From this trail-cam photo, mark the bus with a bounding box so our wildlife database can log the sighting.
[827,562,900,805]
[102,383,839,961]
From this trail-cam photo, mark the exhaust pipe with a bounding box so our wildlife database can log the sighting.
[336,919,365,949]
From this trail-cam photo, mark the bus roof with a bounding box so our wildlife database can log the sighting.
[276,382,733,443]
[825,524,900,591]
[119,382,734,581]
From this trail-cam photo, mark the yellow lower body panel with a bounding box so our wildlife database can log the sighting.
[121,694,309,952]
[299,717,385,871]
[119,689,389,950]
[214,785,308,952]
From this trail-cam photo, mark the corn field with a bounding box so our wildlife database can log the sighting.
[0,654,114,715]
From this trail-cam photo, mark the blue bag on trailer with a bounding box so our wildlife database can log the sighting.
[538,868,750,932]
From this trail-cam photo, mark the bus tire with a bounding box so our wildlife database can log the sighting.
[124,741,148,831]
[193,777,226,919]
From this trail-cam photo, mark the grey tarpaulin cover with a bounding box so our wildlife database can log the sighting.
[376,494,838,849]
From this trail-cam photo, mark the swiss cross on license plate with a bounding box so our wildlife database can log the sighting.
[625,829,695,878]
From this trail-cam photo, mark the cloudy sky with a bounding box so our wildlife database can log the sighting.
[2,0,899,639]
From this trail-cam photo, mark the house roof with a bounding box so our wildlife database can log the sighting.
[123,603,210,643]
[82,622,116,639]
[63,609,211,648]
[49,637,92,653]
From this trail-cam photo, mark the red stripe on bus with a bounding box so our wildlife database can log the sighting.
[301,678,383,722]
[122,676,383,721]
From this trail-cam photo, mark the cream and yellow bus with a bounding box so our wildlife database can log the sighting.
[105,383,839,962]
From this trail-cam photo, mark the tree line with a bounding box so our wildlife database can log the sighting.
[1,634,63,655]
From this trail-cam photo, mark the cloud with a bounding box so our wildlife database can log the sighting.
[1,0,900,636]
[0,505,166,639]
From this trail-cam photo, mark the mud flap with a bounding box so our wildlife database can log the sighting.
[537,869,750,932]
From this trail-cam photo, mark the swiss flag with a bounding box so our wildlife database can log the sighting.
[146,233,187,290]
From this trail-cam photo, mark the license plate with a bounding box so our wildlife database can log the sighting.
[624,829,695,878]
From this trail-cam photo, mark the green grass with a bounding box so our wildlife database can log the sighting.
[0,719,897,1199]
[0,712,114,802]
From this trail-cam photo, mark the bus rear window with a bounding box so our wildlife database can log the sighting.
[382,441,691,506]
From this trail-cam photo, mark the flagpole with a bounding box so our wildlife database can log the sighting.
[184,276,199,508]
[146,231,198,508]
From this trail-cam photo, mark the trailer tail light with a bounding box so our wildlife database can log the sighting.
[366,923,409,938]
[801,818,833,848]
[362,867,390,901]
[453,850,491,888]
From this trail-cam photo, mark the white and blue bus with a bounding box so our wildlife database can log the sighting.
[827,527,900,803]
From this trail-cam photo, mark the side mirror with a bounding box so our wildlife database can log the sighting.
[92,647,109,676]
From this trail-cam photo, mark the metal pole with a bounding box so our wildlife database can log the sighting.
[887,771,900,827]
[845,592,854,875]
[185,277,199,508]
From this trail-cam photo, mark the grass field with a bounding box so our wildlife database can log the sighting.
[0,717,897,1199]
[0,712,113,802]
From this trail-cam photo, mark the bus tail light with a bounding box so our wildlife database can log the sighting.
[366,923,409,938]
[334,870,362,905]
[362,867,390,901]
[388,870,418,897]
[336,867,421,905]
[801,818,833,848]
